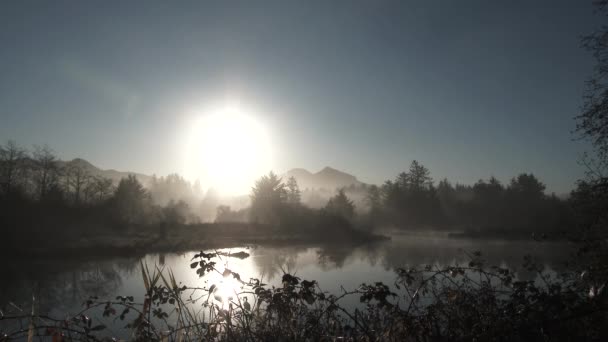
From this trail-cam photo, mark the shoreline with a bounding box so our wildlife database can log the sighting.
[2,222,390,259]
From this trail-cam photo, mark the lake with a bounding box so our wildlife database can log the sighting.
[0,232,574,339]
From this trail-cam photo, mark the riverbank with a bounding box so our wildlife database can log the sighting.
[2,222,389,258]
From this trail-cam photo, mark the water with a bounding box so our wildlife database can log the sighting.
[0,232,573,338]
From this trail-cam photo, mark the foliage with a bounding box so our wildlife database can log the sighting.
[249,171,286,225]
[324,188,355,220]
[369,160,568,234]
[572,0,608,285]
[285,176,301,206]
[162,199,192,225]
[2,251,608,341]
[0,140,27,194]
[112,175,152,225]
[578,0,608,163]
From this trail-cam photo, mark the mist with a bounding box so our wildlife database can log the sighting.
[2,0,608,340]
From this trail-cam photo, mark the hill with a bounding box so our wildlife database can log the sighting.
[58,158,152,185]
[283,166,364,190]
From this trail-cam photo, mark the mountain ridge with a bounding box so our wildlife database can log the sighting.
[56,158,152,185]
[283,166,364,190]
[45,157,363,191]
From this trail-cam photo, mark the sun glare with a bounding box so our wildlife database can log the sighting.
[184,104,273,195]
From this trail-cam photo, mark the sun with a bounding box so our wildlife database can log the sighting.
[184,104,273,196]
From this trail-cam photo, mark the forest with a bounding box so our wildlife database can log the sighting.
[0,136,581,258]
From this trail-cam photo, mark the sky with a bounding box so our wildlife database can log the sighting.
[0,0,603,194]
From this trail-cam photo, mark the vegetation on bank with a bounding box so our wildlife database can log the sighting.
[0,144,387,255]
[0,140,581,249]
[1,248,608,341]
[362,161,574,236]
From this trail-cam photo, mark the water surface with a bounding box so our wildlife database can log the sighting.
[0,233,573,338]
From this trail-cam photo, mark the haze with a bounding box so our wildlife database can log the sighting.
[5,1,608,340]
[0,0,600,194]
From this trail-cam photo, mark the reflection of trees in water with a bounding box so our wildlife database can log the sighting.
[0,238,574,320]
[252,246,303,281]
[378,235,572,281]
[315,243,384,270]
[354,243,384,267]
[316,246,352,270]
[0,256,139,315]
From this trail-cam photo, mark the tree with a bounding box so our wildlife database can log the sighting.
[250,172,286,225]
[577,0,608,165]
[0,140,27,194]
[507,173,545,200]
[163,199,190,225]
[472,177,505,227]
[407,160,433,191]
[365,184,382,212]
[437,178,459,223]
[32,145,60,200]
[64,161,91,205]
[286,176,301,206]
[214,205,248,223]
[86,176,114,203]
[113,175,150,225]
[325,188,355,220]
[572,0,608,284]
[215,205,232,223]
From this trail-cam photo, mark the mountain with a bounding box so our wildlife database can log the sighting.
[283,166,364,190]
[55,159,362,192]
[59,158,152,185]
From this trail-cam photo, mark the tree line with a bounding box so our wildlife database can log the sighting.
[362,160,573,235]
[0,141,204,249]
[0,141,114,205]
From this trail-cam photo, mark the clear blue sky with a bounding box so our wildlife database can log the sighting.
[0,0,602,193]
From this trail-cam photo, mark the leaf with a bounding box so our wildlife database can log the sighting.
[140,260,150,292]
[190,261,199,269]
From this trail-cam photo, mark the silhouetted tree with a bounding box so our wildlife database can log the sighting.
[437,178,459,223]
[507,173,546,200]
[578,1,608,164]
[215,205,249,223]
[86,176,114,203]
[365,184,382,217]
[325,189,355,220]
[380,160,440,226]
[215,205,232,223]
[163,199,190,225]
[113,175,150,225]
[471,177,505,227]
[407,160,433,191]
[64,161,91,205]
[32,145,59,200]
[286,176,301,206]
[0,140,27,194]
[250,172,286,225]
[149,173,195,206]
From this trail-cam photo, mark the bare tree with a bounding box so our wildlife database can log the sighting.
[65,162,91,205]
[32,145,59,199]
[0,140,27,193]
[85,176,114,203]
